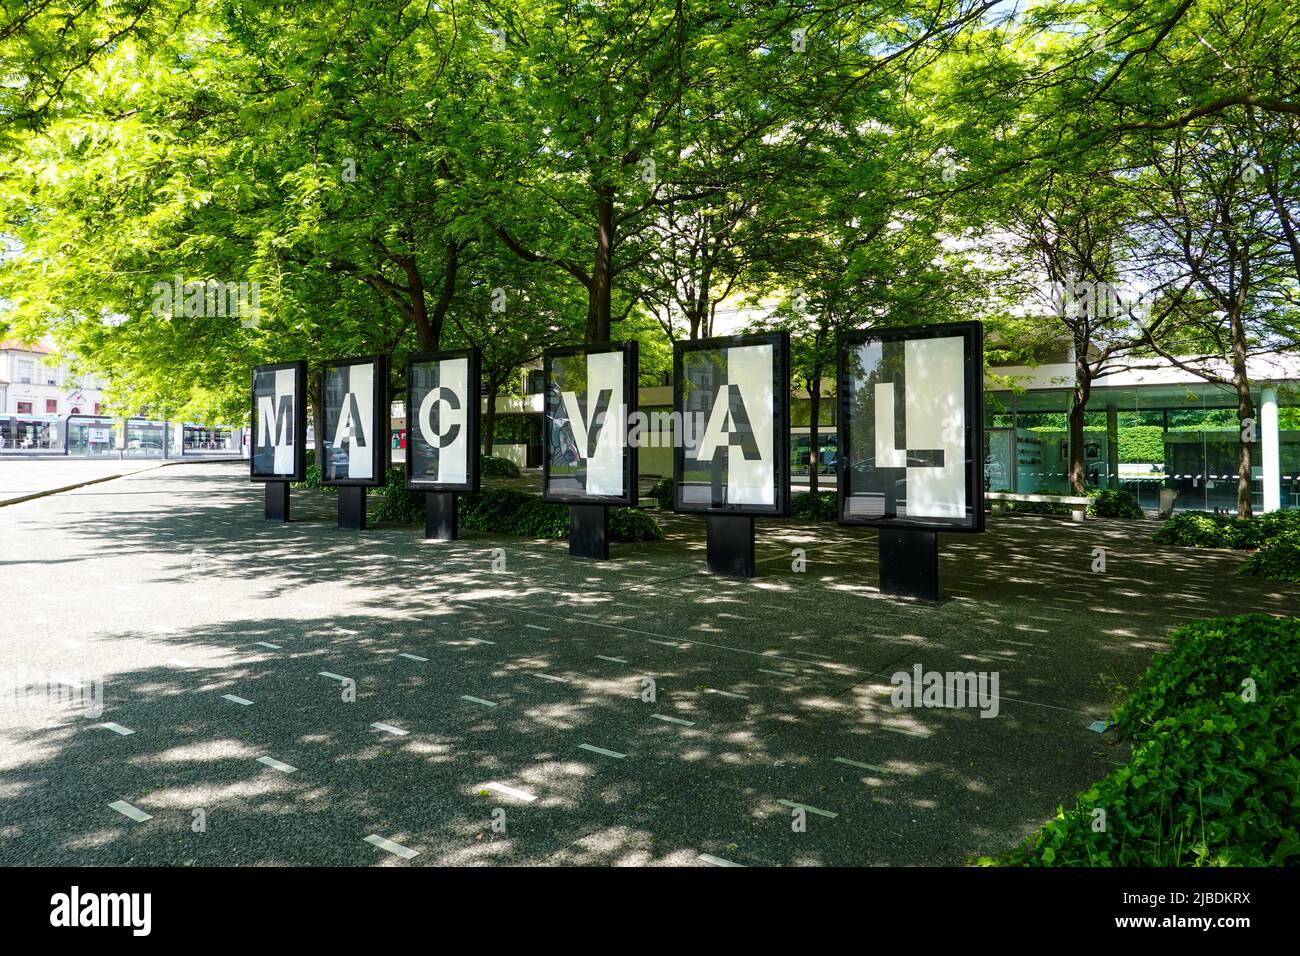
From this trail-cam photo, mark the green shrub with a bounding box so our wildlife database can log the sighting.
[790,491,838,521]
[1240,531,1300,583]
[1114,614,1300,736]
[991,614,1300,867]
[1088,489,1144,519]
[372,466,424,524]
[648,478,674,510]
[480,455,521,479]
[457,488,663,542]
[1153,508,1300,550]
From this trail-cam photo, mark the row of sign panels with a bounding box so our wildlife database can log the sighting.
[251,322,985,532]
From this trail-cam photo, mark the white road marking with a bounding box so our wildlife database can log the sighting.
[757,668,796,677]
[222,694,253,706]
[398,653,428,662]
[257,756,298,773]
[651,714,695,727]
[98,722,134,736]
[647,639,680,647]
[461,695,497,707]
[595,655,628,663]
[364,834,418,860]
[533,673,569,683]
[254,642,281,649]
[706,688,749,699]
[578,743,626,759]
[834,757,888,773]
[108,800,152,823]
[370,722,409,736]
[699,853,744,867]
[484,782,537,803]
[524,624,551,632]
[469,638,496,645]
[318,672,350,682]
[778,799,838,819]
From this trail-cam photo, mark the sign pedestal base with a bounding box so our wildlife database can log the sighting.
[707,514,755,577]
[264,481,290,522]
[425,492,457,540]
[878,528,938,601]
[569,505,609,560]
[338,486,367,531]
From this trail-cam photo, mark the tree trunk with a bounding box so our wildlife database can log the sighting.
[587,185,615,343]
[1230,310,1255,519]
[482,372,499,459]
[308,368,324,462]
[1068,354,1091,495]
[807,377,820,496]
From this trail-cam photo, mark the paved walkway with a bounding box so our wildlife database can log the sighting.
[0,461,1292,866]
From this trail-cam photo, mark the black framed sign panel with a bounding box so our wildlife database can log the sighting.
[250,360,308,482]
[673,332,790,516]
[837,321,985,533]
[405,349,480,493]
[542,341,639,507]
[320,355,389,487]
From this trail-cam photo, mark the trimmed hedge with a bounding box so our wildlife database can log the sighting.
[480,455,522,479]
[790,491,838,521]
[1154,508,1300,551]
[458,488,664,541]
[990,614,1300,867]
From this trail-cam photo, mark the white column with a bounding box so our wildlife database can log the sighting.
[1261,387,1280,513]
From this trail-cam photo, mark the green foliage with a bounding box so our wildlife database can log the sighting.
[1088,489,1144,519]
[1240,532,1300,583]
[648,478,674,510]
[372,466,425,524]
[1117,426,1166,464]
[1154,509,1300,550]
[790,491,838,521]
[457,489,663,542]
[480,455,522,479]
[995,615,1300,867]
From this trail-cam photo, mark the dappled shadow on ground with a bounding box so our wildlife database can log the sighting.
[0,461,1291,866]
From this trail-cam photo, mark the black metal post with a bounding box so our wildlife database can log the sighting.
[569,504,609,560]
[425,491,457,540]
[706,513,755,577]
[264,481,290,522]
[338,485,367,531]
[878,528,939,601]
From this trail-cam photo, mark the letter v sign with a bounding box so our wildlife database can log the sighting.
[561,388,613,459]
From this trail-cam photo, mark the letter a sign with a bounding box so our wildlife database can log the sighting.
[406,349,480,492]
[320,355,388,485]
[251,360,307,481]
[674,332,790,515]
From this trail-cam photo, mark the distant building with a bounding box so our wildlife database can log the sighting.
[0,339,106,417]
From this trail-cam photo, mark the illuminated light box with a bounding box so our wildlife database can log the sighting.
[320,355,388,487]
[542,342,639,508]
[405,349,480,493]
[837,321,984,533]
[674,332,790,516]
[250,360,307,482]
